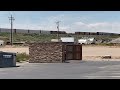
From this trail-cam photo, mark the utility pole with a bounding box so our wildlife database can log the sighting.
[9,15,15,46]
[56,21,60,40]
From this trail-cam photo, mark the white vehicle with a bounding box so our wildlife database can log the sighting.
[78,39,89,44]
[78,37,95,44]
[88,38,95,44]
[0,40,4,45]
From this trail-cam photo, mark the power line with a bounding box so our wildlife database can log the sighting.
[56,21,60,40]
[8,15,15,46]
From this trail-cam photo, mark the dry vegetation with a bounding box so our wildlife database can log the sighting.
[0,32,120,61]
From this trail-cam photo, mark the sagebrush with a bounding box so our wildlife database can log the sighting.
[16,53,29,62]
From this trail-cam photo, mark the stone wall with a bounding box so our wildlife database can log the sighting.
[29,43,63,63]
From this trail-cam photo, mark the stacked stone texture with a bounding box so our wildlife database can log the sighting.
[29,43,63,63]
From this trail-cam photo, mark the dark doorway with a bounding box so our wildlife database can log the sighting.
[63,44,82,61]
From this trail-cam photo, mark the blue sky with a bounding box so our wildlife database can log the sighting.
[0,11,120,33]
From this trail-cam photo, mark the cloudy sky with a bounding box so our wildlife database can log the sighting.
[0,11,120,33]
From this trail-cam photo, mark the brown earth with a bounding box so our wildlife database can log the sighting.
[83,45,120,61]
[0,45,120,61]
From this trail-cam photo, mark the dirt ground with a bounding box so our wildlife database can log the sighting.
[83,45,120,60]
[0,46,29,54]
[1,45,120,61]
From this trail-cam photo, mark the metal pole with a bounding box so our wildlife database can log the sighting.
[58,22,59,40]
[11,15,13,46]
[56,21,60,40]
[9,15,15,46]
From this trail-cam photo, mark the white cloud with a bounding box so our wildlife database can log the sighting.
[70,21,120,33]
[74,22,86,26]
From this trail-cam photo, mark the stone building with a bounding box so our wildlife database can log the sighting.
[29,42,82,63]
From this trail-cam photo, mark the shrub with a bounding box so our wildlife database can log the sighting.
[16,53,29,62]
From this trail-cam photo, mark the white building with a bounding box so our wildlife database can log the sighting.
[60,37,74,43]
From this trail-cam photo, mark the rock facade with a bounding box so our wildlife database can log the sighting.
[29,43,63,63]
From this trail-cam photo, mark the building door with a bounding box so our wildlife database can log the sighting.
[63,44,82,61]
